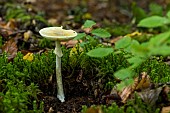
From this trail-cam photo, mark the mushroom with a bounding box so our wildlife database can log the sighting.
[39,26,77,102]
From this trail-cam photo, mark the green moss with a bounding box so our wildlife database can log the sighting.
[0,40,169,112]
[136,57,170,83]
[0,80,43,113]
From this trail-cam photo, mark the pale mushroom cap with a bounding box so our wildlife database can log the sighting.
[39,27,77,41]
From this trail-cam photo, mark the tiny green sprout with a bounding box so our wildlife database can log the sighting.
[39,26,77,102]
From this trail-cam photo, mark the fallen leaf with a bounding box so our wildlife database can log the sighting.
[24,30,32,42]
[47,107,54,113]
[23,52,33,61]
[110,36,123,44]
[119,72,151,103]
[135,72,151,90]
[161,106,170,113]
[162,85,170,95]
[61,40,82,48]
[120,85,133,103]
[0,19,18,36]
[83,28,92,34]
[2,38,18,60]
[5,19,17,31]
[137,87,162,106]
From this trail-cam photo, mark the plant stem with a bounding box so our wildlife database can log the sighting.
[55,41,65,102]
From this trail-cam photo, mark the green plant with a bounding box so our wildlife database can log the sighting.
[38,38,53,49]
[5,3,31,22]
[149,3,163,16]
[3,2,48,32]
[5,3,47,23]
[114,31,170,89]
[131,2,147,23]
[73,20,129,88]
[132,2,163,23]
[0,79,43,113]
[74,20,112,57]
[138,10,170,28]
[13,52,55,84]
[82,18,170,90]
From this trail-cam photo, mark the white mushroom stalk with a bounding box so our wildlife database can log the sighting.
[39,26,77,102]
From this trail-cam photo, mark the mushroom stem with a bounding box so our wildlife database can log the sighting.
[54,41,65,102]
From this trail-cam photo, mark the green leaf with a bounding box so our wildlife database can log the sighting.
[34,15,47,23]
[150,46,170,56]
[79,42,88,47]
[115,36,132,49]
[86,47,113,57]
[83,20,96,28]
[149,31,170,46]
[86,35,93,40]
[114,68,133,80]
[117,78,134,91]
[166,10,170,19]
[130,44,149,57]
[74,33,86,40]
[149,3,163,16]
[124,40,140,53]
[132,3,147,23]
[138,16,170,28]
[91,28,111,38]
[127,56,145,68]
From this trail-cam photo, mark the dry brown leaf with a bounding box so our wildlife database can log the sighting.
[0,19,18,38]
[161,106,170,113]
[2,38,18,60]
[120,85,133,103]
[135,72,151,90]
[163,85,170,94]
[47,107,54,113]
[83,28,92,34]
[137,87,162,106]
[119,72,151,103]
[61,40,82,48]
[110,36,123,44]
[5,19,17,30]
